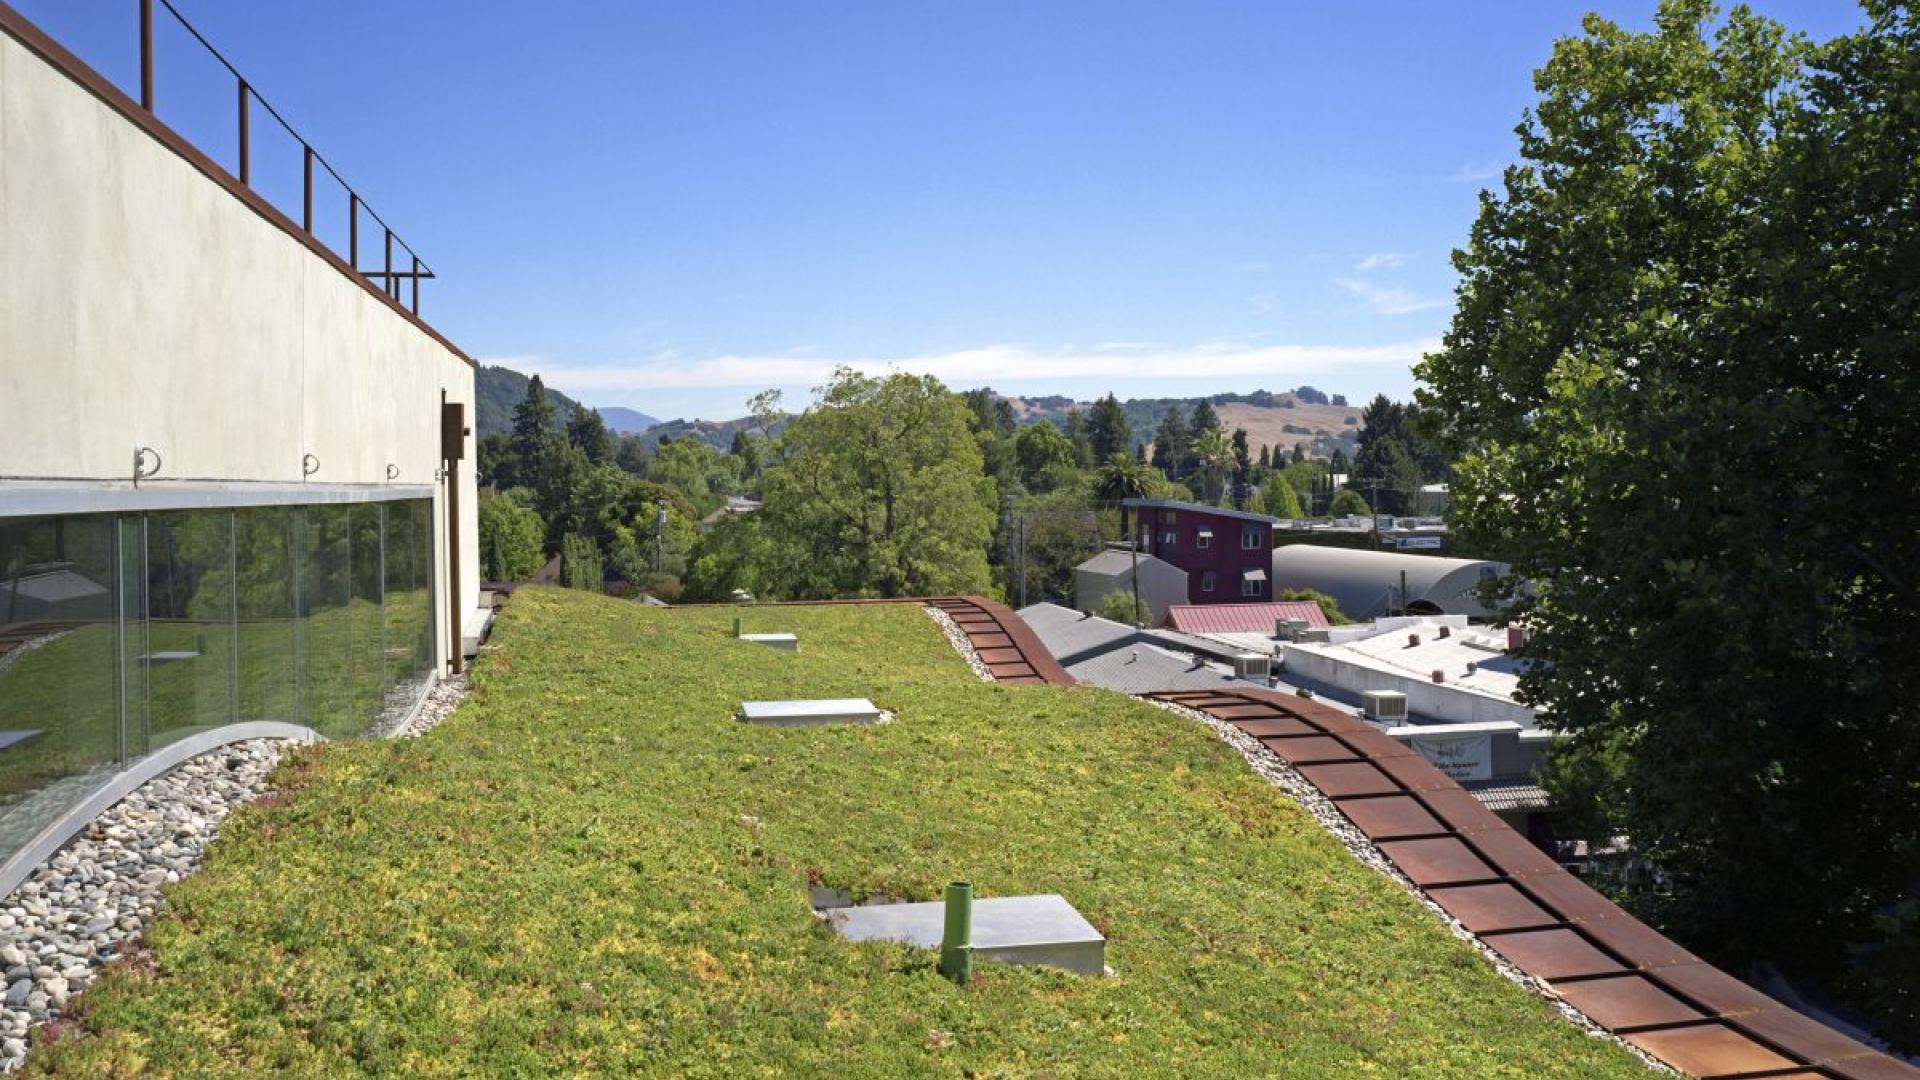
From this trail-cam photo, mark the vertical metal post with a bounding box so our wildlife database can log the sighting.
[139,0,154,110]
[384,230,394,299]
[411,255,421,315]
[236,80,249,185]
[443,390,464,676]
[227,510,238,725]
[302,146,314,232]
[348,194,359,269]
[939,882,973,985]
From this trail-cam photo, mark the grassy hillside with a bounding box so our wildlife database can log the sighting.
[474,365,587,439]
[32,590,1648,1078]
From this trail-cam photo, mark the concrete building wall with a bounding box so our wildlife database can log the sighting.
[0,28,480,653]
[1280,644,1538,727]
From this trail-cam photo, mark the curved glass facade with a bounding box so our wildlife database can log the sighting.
[0,498,434,862]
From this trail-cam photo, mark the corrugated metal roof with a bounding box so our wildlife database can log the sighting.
[1461,779,1554,813]
[1074,549,1182,578]
[1165,602,1329,635]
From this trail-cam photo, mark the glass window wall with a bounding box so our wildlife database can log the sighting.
[0,498,436,867]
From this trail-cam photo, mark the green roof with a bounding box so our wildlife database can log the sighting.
[33,589,1651,1077]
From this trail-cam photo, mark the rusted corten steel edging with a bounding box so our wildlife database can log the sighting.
[1146,689,1916,1080]
[670,595,1075,687]
[0,1,475,369]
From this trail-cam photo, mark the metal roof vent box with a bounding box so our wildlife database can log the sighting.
[1363,691,1409,723]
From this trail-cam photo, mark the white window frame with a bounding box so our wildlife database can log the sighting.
[1201,570,1217,593]
[1241,525,1262,550]
[1242,575,1262,597]
[1196,528,1212,550]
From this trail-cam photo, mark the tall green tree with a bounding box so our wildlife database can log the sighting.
[1260,474,1305,519]
[509,375,558,485]
[1013,420,1080,493]
[1063,408,1094,468]
[1415,0,1920,1040]
[747,369,996,598]
[1086,393,1133,463]
[478,492,545,582]
[1150,404,1189,475]
[566,407,616,465]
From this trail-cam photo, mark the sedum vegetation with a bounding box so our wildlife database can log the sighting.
[31,590,1648,1078]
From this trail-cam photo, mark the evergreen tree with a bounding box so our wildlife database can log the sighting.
[566,407,616,465]
[510,375,558,484]
[1063,408,1094,468]
[1151,404,1188,475]
[1086,394,1132,463]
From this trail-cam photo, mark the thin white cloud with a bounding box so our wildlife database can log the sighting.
[1355,253,1406,272]
[484,338,1437,393]
[1452,159,1505,183]
[1333,277,1447,316]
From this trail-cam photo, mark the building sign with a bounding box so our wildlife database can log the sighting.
[1395,536,1443,551]
[1411,732,1492,781]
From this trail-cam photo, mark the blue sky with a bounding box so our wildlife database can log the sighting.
[21,1,1867,421]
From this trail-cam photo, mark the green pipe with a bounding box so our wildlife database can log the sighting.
[732,615,743,638]
[939,881,973,985]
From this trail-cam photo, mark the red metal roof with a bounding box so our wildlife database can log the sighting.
[1165,601,1329,634]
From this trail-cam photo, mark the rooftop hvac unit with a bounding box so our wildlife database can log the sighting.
[1275,618,1311,640]
[1362,691,1409,723]
[1233,653,1271,679]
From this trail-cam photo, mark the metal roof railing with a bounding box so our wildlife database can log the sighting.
[132,0,435,316]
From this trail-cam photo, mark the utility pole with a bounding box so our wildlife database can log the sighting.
[653,502,667,574]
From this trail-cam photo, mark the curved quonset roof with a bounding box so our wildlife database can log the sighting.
[1270,545,1510,620]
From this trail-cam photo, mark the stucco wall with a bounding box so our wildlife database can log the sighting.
[0,29,480,653]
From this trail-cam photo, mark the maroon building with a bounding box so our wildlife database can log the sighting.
[1122,497,1278,605]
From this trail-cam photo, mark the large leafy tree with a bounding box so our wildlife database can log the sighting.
[1093,453,1156,541]
[747,369,996,598]
[508,375,558,487]
[566,407,616,465]
[1416,0,1920,1036]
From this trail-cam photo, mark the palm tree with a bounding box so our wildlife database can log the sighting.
[1191,428,1235,503]
[1094,453,1155,543]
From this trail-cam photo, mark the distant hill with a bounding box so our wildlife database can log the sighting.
[598,407,659,435]
[1004,388,1364,459]
[476,365,1365,459]
[476,365,587,439]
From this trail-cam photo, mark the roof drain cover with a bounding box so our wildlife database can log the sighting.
[738,699,884,726]
[826,894,1107,975]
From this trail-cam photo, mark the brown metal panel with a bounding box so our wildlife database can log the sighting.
[1209,703,1290,720]
[1551,974,1706,1032]
[1624,1023,1798,1077]
[1575,915,1701,971]
[1335,795,1446,840]
[1297,762,1401,798]
[1333,727,1419,759]
[1261,735,1358,766]
[1480,928,1626,981]
[1371,753,1459,793]
[441,402,467,461]
[1732,1007,1904,1073]
[1376,837,1500,887]
[1414,787,1511,835]
[1462,829,1564,880]
[1426,884,1559,935]
[974,647,1024,664]
[985,662,1035,679]
[1234,717,1321,739]
[966,633,1014,650]
[1645,963,1783,1020]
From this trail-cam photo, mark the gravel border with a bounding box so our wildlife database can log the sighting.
[923,606,994,682]
[385,670,470,739]
[1143,698,1671,1073]
[0,667,475,1072]
[0,738,295,1072]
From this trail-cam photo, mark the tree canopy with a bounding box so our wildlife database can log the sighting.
[1415,0,1920,1043]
